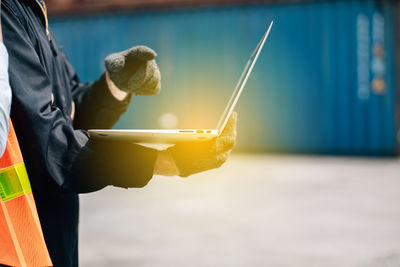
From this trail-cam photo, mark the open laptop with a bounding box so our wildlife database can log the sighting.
[89,21,273,144]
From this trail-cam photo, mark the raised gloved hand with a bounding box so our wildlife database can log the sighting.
[105,45,161,95]
[154,112,237,177]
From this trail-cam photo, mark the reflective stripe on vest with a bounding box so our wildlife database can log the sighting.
[0,163,32,202]
[0,120,52,267]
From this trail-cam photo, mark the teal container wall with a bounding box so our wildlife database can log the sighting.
[50,0,397,155]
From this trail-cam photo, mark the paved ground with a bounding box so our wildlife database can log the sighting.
[79,154,400,267]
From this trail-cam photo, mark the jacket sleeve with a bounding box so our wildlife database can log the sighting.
[0,42,11,157]
[57,47,133,130]
[2,4,157,193]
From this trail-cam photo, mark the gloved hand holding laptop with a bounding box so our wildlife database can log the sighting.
[99,22,271,177]
[103,44,237,177]
[105,45,161,96]
[154,112,237,177]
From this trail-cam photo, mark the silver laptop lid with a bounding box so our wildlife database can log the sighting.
[216,21,274,133]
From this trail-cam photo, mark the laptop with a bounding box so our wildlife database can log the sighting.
[89,21,273,144]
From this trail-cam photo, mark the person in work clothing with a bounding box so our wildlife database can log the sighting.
[0,0,52,266]
[1,0,237,266]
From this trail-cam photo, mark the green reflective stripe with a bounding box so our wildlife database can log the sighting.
[0,163,32,202]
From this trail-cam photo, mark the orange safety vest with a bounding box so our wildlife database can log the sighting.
[0,119,52,266]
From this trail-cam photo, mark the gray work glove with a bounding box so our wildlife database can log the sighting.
[105,45,161,95]
[168,112,237,177]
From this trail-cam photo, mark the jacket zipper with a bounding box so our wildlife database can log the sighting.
[34,0,57,106]
[34,0,50,40]
[34,0,57,56]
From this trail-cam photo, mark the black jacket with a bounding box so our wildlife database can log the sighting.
[1,0,157,266]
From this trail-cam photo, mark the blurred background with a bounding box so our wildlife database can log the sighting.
[46,0,400,266]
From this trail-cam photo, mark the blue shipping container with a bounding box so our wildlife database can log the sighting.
[50,0,397,155]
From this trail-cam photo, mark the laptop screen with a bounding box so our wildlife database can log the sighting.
[216,21,274,133]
